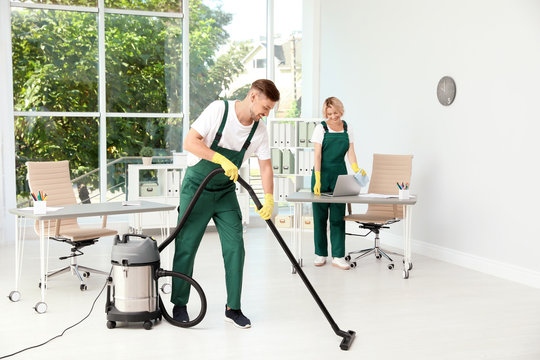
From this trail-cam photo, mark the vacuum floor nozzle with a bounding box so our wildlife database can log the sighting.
[339,330,356,351]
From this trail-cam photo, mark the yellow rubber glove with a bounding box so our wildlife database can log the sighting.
[351,163,367,176]
[313,171,321,195]
[257,193,274,220]
[211,152,238,182]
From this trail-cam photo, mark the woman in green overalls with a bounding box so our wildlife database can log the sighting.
[171,80,280,329]
[311,97,366,270]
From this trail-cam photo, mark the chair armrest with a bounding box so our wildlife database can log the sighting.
[347,203,352,215]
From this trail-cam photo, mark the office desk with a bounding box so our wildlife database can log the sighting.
[285,192,417,278]
[8,200,176,313]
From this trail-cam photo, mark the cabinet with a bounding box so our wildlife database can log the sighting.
[127,158,250,230]
[267,118,322,203]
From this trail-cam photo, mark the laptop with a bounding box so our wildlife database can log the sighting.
[321,175,362,197]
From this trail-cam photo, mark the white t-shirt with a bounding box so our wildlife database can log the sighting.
[187,100,271,166]
[310,122,355,145]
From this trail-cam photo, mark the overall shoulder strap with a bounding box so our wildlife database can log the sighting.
[242,120,259,150]
[211,100,229,149]
[343,120,348,132]
[321,121,329,133]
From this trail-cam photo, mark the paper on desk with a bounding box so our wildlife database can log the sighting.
[122,201,141,206]
[357,193,399,198]
[18,206,63,211]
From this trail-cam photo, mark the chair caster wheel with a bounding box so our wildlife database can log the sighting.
[388,263,394,270]
[375,254,381,259]
[143,320,153,330]
[350,262,357,268]
[344,255,351,261]
[80,284,87,291]
[38,282,47,289]
[83,272,90,278]
[107,321,116,329]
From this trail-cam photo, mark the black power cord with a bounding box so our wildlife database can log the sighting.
[0,268,112,359]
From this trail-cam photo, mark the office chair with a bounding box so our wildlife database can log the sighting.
[344,154,412,270]
[26,160,118,291]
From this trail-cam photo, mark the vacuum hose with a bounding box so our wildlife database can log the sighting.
[159,168,355,350]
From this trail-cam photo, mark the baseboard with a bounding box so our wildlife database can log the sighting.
[380,233,540,289]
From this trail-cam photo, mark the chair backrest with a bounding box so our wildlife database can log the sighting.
[366,154,413,219]
[26,160,79,233]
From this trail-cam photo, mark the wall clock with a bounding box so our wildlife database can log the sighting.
[437,76,456,106]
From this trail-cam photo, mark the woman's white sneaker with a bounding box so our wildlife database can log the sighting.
[314,256,327,266]
[332,257,350,270]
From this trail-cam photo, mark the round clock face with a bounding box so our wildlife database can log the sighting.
[437,76,456,106]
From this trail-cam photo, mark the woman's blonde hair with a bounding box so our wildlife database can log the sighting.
[322,97,344,118]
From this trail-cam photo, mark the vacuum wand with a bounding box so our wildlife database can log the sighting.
[236,176,356,351]
[158,167,355,350]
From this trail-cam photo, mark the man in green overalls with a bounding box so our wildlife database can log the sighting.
[171,79,280,329]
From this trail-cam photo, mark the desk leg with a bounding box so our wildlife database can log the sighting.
[34,220,48,313]
[291,202,303,274]
[402,205,413,279]
[297,203,303,268]
[8,216,25,303]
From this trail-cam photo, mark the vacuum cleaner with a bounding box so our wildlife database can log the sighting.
[105,168,355,350]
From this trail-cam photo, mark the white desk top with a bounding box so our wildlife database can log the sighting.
[286,192,417,205]
[9,200,177,220]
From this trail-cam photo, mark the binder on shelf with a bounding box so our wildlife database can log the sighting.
[307,122,317,148]
[298,121,307,147]
[167,171,174,196]
[297,149,304,175]
[285,123,294,147]
[272,122,280,147]
[282,149,295,175]
[279,123,286,147]
[271,148,282,174]
[304,149,312,175]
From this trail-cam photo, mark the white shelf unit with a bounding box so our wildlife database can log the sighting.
[127,160,250,231]
[267,118,322,203]
[127,163,186,230]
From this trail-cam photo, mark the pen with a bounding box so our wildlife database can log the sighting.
[396,182,402,190]
[31,192,37,201]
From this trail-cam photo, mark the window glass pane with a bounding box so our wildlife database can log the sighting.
[106,117,183,199]
[105,14,182,113]
[11,9,98,112]
[15,116,100,205]
[104,0,181,13]
[10,0,98,6]
[274,0,302,118]
[191,0,263,121]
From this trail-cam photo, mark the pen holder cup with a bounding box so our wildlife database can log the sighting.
[34,201,47,215]
[398,190,409,200]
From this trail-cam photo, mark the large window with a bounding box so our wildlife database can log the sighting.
[10,0,303,205]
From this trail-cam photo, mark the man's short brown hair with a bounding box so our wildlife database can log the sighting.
[250,79,280,102]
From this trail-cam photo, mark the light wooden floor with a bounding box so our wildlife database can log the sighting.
[1,220,540,360]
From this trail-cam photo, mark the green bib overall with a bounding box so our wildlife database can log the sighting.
[171,100,258,310]
[310,121,349,257]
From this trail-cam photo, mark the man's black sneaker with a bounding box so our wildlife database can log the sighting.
[225,306,251,329]
[173,305,189,323]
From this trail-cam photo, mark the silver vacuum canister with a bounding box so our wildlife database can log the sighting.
[110,236,160,313]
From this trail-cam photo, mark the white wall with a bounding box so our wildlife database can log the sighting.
[316,0,540,285]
